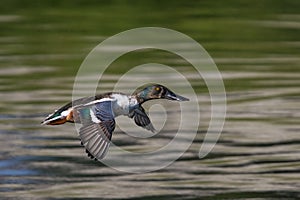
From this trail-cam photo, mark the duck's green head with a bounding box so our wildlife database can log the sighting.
[132,83,189,104]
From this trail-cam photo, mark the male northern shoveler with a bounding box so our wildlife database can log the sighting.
[42,83,189,160]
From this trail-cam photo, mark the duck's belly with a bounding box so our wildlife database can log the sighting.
[111,94,130,116]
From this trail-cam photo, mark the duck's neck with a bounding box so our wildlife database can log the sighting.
[110,94,140,117]
[128,96,140,110]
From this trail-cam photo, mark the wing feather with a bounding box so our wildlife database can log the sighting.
[129,106,155,133]
[76,100,116,160]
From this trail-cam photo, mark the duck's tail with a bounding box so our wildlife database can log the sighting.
[41,115,67,125]
[41,109,73,125]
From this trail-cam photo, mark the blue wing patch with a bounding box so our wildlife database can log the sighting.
[77,100,114,125]
[92,101,115,121]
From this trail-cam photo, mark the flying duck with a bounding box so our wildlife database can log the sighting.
[42,84,189,160]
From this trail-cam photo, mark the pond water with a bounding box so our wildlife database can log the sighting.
[0,1,300,199]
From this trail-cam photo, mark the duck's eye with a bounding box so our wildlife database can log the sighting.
[155,87,161,91]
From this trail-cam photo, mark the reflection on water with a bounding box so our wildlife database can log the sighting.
[1,1,300,199]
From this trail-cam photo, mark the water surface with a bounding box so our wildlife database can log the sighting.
[0,1,300,199]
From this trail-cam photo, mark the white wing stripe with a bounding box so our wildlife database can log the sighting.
[89,110,101,123]
[84,98,115,106]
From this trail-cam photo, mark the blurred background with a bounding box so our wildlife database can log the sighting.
[0,0,299,199]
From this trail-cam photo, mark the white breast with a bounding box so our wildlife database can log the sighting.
[111,94,130,116]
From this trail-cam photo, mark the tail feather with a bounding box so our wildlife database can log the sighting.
[42,101,74,125]
[42,110,69,125]
[41,116,67,125]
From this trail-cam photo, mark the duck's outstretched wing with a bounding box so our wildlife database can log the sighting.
[76,100,115,160]
[129,106,156,133]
